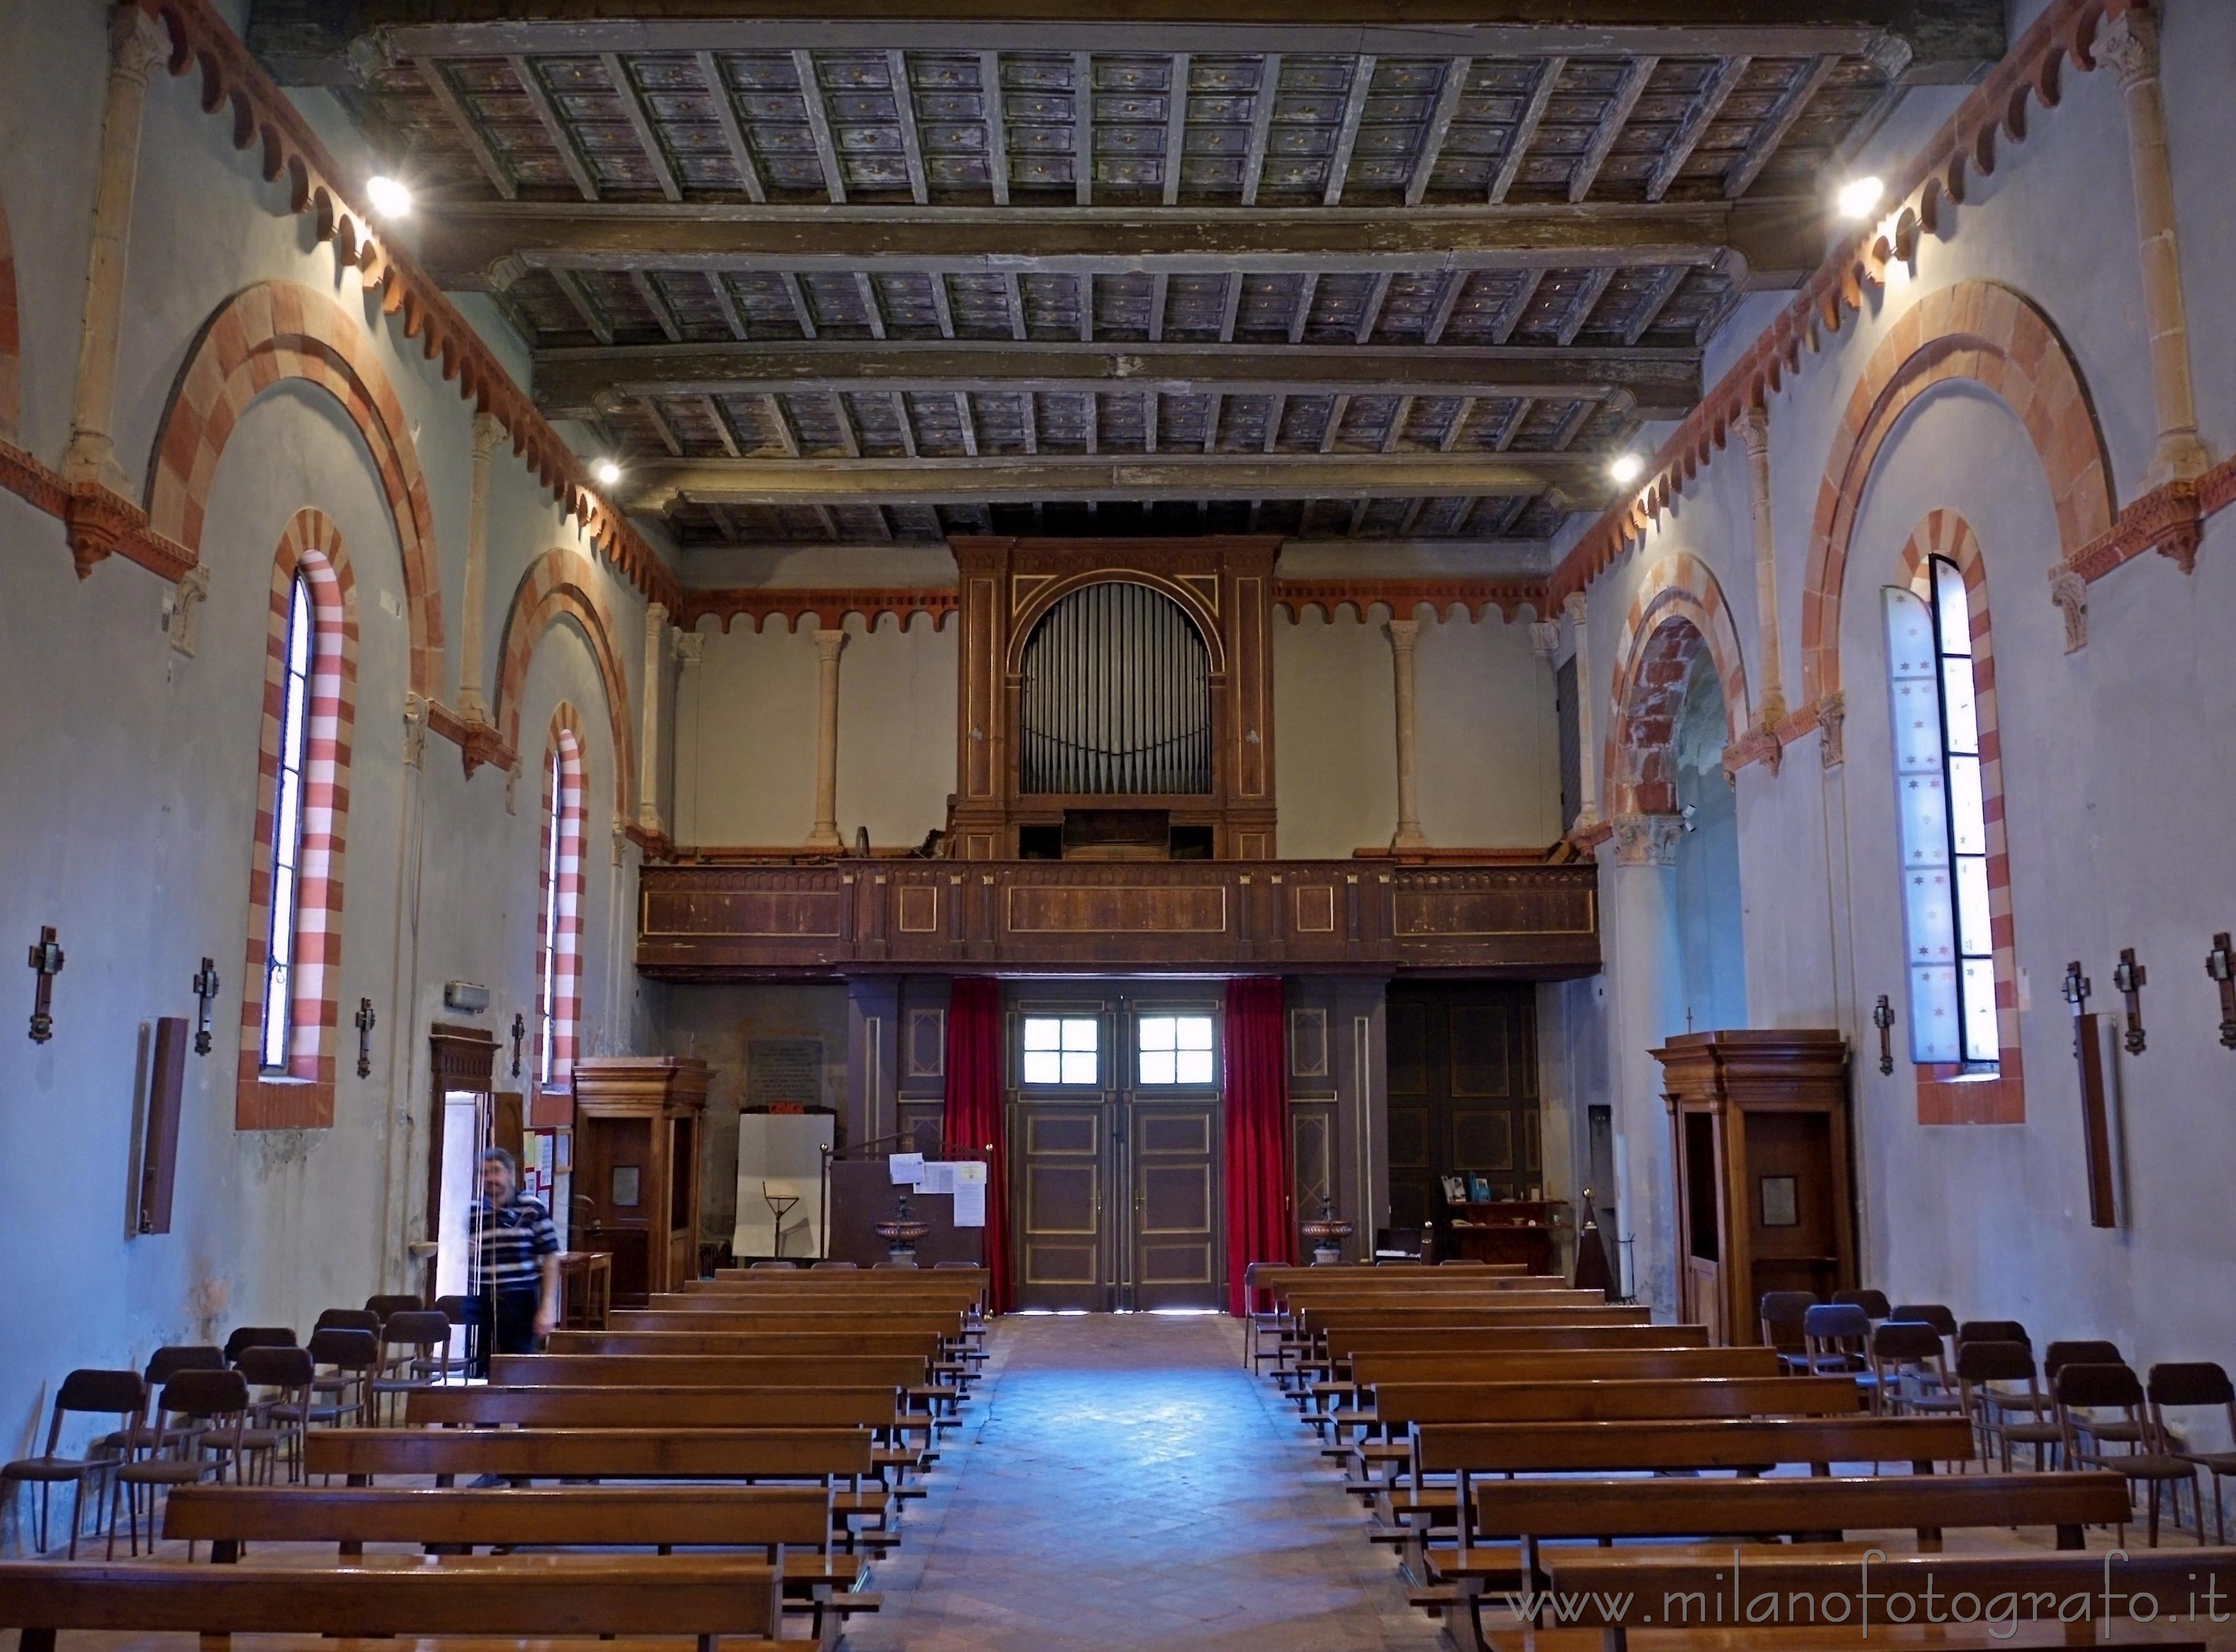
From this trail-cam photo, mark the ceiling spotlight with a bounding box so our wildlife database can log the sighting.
[1836,175,1885,221]
[365,175,413,218]
[593,459,623,487]
[1609,453,1644,485]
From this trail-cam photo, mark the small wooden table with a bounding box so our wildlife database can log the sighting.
[557,1251,611,1329]
[1448,1200,1562,1272]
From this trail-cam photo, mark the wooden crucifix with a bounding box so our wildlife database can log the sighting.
[511,1011,526,1080]
[2111,948,2146,1055]
[192,957,221,1056]
[2209,933,2236,1050]
[25,926,63,1043]
[355,997,376,1079]
[2063,961,2116,1229]
[1870,994,1896,1076]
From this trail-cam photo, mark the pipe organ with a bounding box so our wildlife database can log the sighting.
[949,536,1278,860]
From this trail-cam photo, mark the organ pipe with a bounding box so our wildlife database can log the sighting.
[1019,581,1211,795]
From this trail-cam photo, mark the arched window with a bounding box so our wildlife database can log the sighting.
[261,573,315,1071]
[1880,515,2021,1124]
[535,712,588,1092]
[239,510,356,1129]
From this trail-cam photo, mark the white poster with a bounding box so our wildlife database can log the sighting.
[888,1152,926,1187]
[919,1160,958,1196]
[951,1160,988,1228]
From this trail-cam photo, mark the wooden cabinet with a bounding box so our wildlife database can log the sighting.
[1449,1200,1561,1273]
[570,1057,709,1306]
[1653,1030,1856,1346]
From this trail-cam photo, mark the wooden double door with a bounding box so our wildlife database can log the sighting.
[1008,985,1224,1312]
[1385,982,1542,1237]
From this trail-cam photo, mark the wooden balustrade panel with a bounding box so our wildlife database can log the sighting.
[636,860,1597,978]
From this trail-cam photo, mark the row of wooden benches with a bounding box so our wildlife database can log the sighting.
[0,1265,994,1652]
[1246,1263,2233,1652]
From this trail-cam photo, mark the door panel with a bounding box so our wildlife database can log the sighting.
[1385,983,1544,1245]
[1130,1099,1219,1309]
[1016,1102,1106,1309]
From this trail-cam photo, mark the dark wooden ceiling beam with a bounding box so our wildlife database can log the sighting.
[623,451,1613,512]
[531,339,1699,419]
[254,6,2002,79]
[419,201,1815,290]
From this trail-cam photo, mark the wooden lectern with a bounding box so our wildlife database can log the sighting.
[1653,1030,1855,1346]
[570,1057,708,1306]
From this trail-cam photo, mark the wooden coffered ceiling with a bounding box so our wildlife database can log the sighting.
[252,2,2002,556]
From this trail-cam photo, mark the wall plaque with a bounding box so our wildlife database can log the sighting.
[748,1038,826,1110]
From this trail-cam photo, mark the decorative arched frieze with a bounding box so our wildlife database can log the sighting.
[147,281,443,696]
[491,547,635,828]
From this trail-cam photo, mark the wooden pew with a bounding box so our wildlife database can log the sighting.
[406,1385,930,1491]
[1375,1376,1870,1428]
[163,1484,866,1646]
[301,1427,896,1550]
[544,1331,942,1359]
[1527,1548,2236,1652]
[408,1385,906,1432]
[0,1556,785,1650]
[612,1310,964,1334]
[1329,1324,1708,1358]
[1387,1416,1976,1575]
[1437,1474,2142,1652]
[491,1354,929,1390]
[1348,1347,1774,1390]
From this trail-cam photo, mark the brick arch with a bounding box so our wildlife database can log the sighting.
[493,547,634,827]
[1800,280,2113,707]
[147,281,441,695]
[534,703,589,1093]
[0,183,18,441]
[237,508,359,1130]
[1606,552,1750,817]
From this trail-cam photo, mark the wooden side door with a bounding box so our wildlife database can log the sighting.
[1123,991,1224,1310]
[1009,993,1115,1311]
[1386,983,1544,1240]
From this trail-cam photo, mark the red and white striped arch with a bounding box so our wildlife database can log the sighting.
[237,508,357,1129]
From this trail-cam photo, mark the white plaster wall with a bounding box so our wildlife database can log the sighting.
[0,7,658,1501]
[677,614,955,848]
[1275,609,1560,859]
[1571,0,2236,1383]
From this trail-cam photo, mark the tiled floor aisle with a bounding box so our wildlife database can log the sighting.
[852,1312,1443,1652]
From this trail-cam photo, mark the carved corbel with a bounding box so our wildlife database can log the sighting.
[1816,691,1847,770]
[402,691,428,770]
[165,564,212,657]
[2048,562,2089,654]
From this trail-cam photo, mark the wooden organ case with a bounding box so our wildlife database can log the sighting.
[1653,1029,1856,1345]
[947,536,1278,860]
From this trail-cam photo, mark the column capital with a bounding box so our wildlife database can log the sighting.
[470,408,502,462]
[1529,620,1562,662]
[1610,812,1683,868]
[110,6,168,84]
[812,626,849,660]
[2098,5,2159,89]
[1736,405,1771,459]
[1382,617,1420,650]
[645,600,669,630]
[1562,591,1588,625]
[673,633,704,666]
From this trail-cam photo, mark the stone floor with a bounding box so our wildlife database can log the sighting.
[853,1311,1442,1652]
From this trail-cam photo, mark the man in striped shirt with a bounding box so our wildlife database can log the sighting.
[469,1147,561,1376]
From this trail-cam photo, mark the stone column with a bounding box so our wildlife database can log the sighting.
[1383,617,1428,851]
[1565,593,1602,835]
[1604,812,1685,1317]
[672,632,703,843]
[807,628,848,851]
[456,412,500,722]
[1737,411,1787,731]
[638,601,667,835]
[64,8,169,488]
[2100,5,2209,487]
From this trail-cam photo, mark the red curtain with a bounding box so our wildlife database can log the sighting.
[942,977,1014,1315]
[1222,976,1293,1315]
